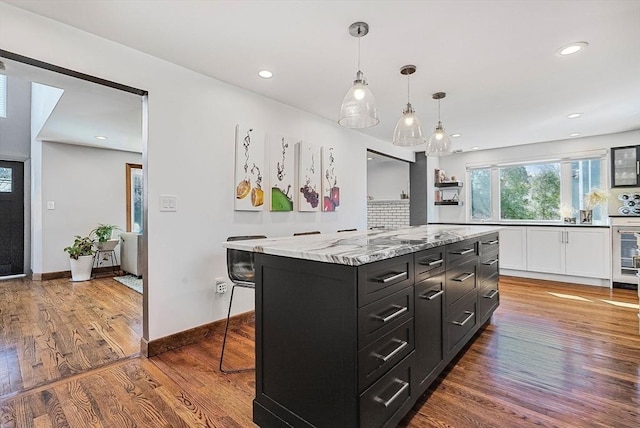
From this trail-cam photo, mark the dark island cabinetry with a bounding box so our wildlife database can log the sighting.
[252,232,499,428]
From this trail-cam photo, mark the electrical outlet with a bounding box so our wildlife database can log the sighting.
[215,277,228,294]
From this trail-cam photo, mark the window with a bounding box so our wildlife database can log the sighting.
[0,167,11,192]
[470,168,491,220]
[0,74,6,118]
[571,158,603,222]
[126,163,143,232]
[500,163,560,221]
[469,155,604,223]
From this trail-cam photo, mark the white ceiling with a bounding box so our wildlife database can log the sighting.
[4,0,640,153]
[1,57,143,152]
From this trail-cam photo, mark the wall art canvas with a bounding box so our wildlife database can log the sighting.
[322,146,340,212]
[297,141,321,212]
[269,135,295,211]
[234,124,265,211]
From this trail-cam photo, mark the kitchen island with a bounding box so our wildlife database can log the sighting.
[224,225,501,428]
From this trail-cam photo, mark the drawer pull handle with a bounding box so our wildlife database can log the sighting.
[451,248,474,255]
[482,259,499,266]
[419,258,444,266]
[371,339,408,363]
[377,272,407,283]
[453,311,475,326]
[485,240,499,245]
[484,289,499,299]
[420,289,444,300]
[373,378,409,408]
[451,272,475,282]
[372,305,408,323]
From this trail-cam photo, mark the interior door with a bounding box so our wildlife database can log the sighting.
[0,160,24,276]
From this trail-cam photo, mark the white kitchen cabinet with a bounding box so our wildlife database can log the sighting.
[564,228,610,278]
[527,227,564,274]
[526,227,610,279]
[499,227,527,270]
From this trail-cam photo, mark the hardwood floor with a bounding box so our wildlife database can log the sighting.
[1,276,638,427]
[0,276,142,398]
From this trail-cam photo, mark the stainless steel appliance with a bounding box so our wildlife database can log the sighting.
[611,216,640,288]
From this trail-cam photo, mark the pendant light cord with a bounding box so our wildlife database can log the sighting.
[357,33,361,71]
[407,73,411,104]
[438,99,441,122]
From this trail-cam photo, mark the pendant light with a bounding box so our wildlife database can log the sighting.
[338,22,379,128]
[426,92,452,156]
[393,65,425,146]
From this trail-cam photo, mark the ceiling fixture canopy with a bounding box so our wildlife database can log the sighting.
[338,22,379,129]
[426,92,453,157]
[393,65,425,146]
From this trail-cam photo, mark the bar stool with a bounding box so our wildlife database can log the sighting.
[220,235,266,374]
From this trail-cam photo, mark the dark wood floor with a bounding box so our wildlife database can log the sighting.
[1,276,638,427]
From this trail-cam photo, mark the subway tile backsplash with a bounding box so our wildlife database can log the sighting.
[367,200,410,230]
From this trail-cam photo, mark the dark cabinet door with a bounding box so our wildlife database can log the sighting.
[414,274,443,387]
[611,145,640,187]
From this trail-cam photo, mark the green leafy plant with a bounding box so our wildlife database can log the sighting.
[64,236,95,260]
[90,224,120,243]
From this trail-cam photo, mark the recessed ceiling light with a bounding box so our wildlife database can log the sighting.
[95,136,107,140]
[451,133,461,138]
[367,157,373,160]
[258,70,273,79]
[470,146,480,150]
[558,42,588,56]
[567,113,583,119]
[569,133,581,137]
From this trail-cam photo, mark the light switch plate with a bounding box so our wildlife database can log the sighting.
[160,195,177,212]
[47,201,55,210]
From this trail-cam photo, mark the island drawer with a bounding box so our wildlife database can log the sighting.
[414,247,445,282]
[479,283,500,320]
[358,319,414,392]
[445,296,477,353]
[360,352,415,428]
[445,257,478,310]
[479,233,499,257]
[358,254,414,307]
[478,255,499,284]
[358,286,414,349]
[446,238,479,269]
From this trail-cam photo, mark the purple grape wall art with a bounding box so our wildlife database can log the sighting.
[322,146,340,212]
[297,141,321,212]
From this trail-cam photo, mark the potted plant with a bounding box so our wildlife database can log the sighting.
[90,223,121,251]
[64,235,95,281]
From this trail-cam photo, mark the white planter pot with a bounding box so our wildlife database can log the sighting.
[69,255,94,282]
[95,239,119,251]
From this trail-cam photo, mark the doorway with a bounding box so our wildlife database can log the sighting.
[0,160,24,276]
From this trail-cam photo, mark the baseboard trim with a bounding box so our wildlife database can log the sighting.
[500,269,610,287]
[32,266,122,281]
[141,310,255,357]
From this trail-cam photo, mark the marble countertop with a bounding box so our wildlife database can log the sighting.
[223,225,502,266]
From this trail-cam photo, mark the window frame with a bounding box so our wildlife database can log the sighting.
[466,152,607,223]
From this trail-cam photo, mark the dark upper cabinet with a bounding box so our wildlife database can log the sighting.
[611,145,640,187]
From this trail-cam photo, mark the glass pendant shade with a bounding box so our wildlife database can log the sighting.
[338,71,379,128]
[426,121,453,156]
[393,103,425,146]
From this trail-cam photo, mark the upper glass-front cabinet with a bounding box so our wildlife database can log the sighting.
[611,145,640,187]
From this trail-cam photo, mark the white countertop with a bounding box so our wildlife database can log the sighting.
[223,225,502,266]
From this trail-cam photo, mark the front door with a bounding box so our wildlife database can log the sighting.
[0,160,24,276]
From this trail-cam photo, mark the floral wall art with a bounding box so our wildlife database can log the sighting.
[297,141,321,212]
[234,124,265,211]
[269,135,295,211]
[322,146,340,212]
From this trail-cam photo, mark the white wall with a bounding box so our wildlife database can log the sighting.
[436,130,640,223]
[40,141,141,273]
[0,3,414,340]
[0,75,31,161]
[367,159,410,200]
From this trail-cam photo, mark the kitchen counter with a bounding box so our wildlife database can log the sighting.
[223,224,501,266]
[429,221,610,228]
